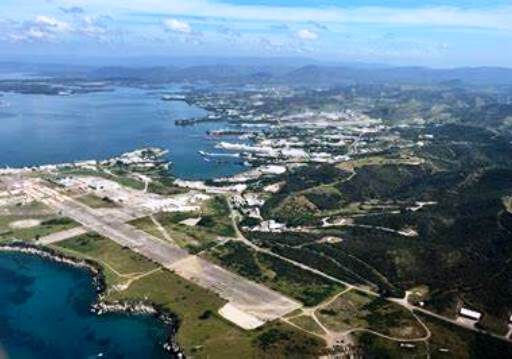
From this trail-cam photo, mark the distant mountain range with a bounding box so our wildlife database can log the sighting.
[92,64,512,86]
[284,65,512,86]
[1,60,512,86]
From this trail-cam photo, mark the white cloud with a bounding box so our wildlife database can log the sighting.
[34,15,72,33]
[62,1,512,31]
[296,29,318,41]
[7,15,73,42]
[4,14,113,43]
[164,18,191,34]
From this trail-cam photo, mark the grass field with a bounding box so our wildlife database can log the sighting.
[55,232,159,286]
[52,233,325,358]
[130,214,218,252]
[289,315,325,336]
[0,201,51,232]
[129,216,165,239]
[130,196,236,253]
[0,201,78,242]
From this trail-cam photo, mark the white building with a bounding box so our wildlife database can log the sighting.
[459,307,482,321]
[252,220,286,232]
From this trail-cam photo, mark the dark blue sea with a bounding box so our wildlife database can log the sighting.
[0,252,169,359]
[0,86,243,180]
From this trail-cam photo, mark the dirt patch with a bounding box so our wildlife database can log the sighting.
[9,219,42,229]
[179,217,202,227]
[320,236,343,244]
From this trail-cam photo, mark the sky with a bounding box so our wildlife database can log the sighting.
[0,0,511,67]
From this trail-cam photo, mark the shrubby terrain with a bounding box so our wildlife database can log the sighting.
[256,123,512,334]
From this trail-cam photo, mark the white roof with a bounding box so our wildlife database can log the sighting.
[281,148,308,158]
[260,165,286,175]
[460,307,482,320]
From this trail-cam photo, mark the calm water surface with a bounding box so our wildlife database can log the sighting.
[0,86,243,179]
[0,252,169,359]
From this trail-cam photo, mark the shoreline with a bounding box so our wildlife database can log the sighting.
[0,242,183,358]
[0,147,170,176]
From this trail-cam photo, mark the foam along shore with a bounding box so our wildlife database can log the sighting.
[0,242,183,358]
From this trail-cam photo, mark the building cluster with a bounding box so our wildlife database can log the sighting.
[0,147,170,176]
[229,191,264,219]
[56,176,208,214]
[100,148,170,171]
[212,114,408,167]
[172,87,435,171]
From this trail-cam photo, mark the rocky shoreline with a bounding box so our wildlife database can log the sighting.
[0,242,183,358]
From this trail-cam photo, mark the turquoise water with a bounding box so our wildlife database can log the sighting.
[0,252,170,359]
[0,86,243,179]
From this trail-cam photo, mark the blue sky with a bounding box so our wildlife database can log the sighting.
[1,0,511,67]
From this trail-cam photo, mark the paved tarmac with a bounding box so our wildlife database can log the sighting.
[24,179,301,329]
